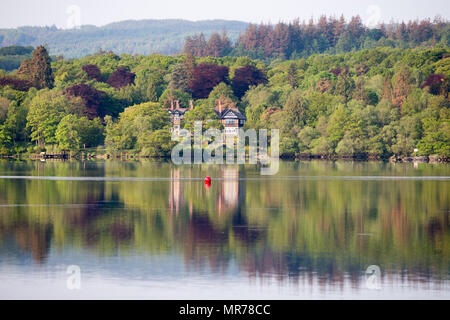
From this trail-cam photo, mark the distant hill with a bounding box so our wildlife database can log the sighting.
[0,19,249,58]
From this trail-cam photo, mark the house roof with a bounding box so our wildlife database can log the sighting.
[168,108,187,116]
[214,108,246,120]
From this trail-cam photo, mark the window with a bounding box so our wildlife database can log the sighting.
[225,119,235,125]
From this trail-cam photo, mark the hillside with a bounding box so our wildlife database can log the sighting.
[0,19,249,58]
[0,44,448,159]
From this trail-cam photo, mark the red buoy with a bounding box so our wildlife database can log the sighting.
[204,176,211,183]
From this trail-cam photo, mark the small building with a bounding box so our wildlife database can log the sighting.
[167,100,246,136]
[167,100,193,136]
[214,101,246,136]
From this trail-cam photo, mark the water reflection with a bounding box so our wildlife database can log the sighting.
[0,160,448,298]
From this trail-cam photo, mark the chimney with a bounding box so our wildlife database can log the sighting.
[218,100,222,114]
[170,100,174,110]
[176,100,180,109]
[189,100,194,110]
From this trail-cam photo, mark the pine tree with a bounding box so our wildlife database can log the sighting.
[287,62,298,89]
[17,45,53,89]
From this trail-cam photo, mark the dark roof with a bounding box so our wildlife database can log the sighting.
[214,108,246,120]
[168,108,187,116]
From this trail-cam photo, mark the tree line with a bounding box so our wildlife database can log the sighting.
[183,16,450,60]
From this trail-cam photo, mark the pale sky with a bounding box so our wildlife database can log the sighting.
[0,0,449,29]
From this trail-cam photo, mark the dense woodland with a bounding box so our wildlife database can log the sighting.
[0,45,33,71]
[0,19,248,58]
[0,18,449,159]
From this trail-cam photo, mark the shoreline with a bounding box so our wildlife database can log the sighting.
[1,153,448,163]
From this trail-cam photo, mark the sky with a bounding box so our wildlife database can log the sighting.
[0,0,449,29]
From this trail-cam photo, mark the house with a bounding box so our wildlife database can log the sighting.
[167,100,193,136]
[214,101,246,136]
[167,100,246,136]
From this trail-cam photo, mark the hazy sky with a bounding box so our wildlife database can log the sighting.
[0,0,449,29]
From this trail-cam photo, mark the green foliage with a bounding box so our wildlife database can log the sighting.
[183,99,222,131]
[159,88,192,108]
[26,90,72,147]
[56,115,104,151]
[0,45,33,71]
[417,109,450,157]
[104,102,173,156]
[0,45,448,159]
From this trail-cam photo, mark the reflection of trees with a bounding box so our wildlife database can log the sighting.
[0,160,448,286]
[182,214,229,273]
[14,224,52,264]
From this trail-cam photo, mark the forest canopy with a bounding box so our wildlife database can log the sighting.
[0,18,449,159]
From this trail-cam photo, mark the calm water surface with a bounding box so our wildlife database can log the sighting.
[0,160,448,299]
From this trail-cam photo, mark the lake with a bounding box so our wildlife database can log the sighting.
[0,160,448,299]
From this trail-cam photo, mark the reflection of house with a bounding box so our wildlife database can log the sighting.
[217,167,241,216]
[221,167,239,206]
[215,101,246,136]
[168,168,183,214]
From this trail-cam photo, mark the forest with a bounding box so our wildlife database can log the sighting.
[0,18,449,159]
[183,16,450,60]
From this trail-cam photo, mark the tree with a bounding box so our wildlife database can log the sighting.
[169,54,196,93]
[169,63,191,92]
[334,70,355,102]
[56,115,104,151]
[55,114,81,151]
[63,84,107,119]
[392,64,413,109]
[417,110,450,157]
[0,97,10,123]
[284,90,308,130]
[353,77,369,104]
[183,100,221,131]
[188,63,229,99]
[107,67,136,89]
[82,64,103,81]
[159,88,192,108]
[287,62,298,89]
[26,90,71,148]
[336,132,356,156]
[205,32,224,57]
[231,65,267,99]
[208,82,236,106]
[139,129,174,157]
[104,102,172,156]
[391,115,421,156]
[17,45,53,89]
[326,105,349,149]
[420,74,448,96]
[0,76,33,91]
